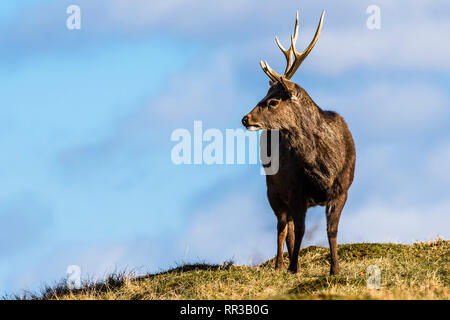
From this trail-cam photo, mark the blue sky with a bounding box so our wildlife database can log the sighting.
[0,0,449,295]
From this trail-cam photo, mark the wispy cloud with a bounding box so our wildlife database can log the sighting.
[318,81,450,138]
[4,1,449,74]
[148,51,243,128]
[0,193,53,258]
[341,199,450,243]
[178,191,275,266]
[426,141,450,184]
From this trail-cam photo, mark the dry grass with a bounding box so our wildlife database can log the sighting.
[19,239,449,300]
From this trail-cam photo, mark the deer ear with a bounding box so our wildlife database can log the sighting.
[279,76,296,95]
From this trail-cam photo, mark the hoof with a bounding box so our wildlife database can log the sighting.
[288,266,298,274]
[330,266,340,275]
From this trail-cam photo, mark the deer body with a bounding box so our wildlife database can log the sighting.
[242,11,355,274]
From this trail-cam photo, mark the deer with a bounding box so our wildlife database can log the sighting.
[242,11,356,275]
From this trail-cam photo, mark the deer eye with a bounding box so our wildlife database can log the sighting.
[268,99,279,107]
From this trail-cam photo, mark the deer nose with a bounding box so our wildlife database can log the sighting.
[242,115,249,127]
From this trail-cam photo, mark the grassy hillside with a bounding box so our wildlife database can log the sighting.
[31,239,449,300]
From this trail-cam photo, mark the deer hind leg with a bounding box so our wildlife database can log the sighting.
[275,213,288,270]
[288,204,307,274]
[326,192,348,275]
[286,219,294,260]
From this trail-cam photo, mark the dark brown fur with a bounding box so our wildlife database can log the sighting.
[242,78,356,274]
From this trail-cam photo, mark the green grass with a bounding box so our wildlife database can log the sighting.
[17,239,450,300]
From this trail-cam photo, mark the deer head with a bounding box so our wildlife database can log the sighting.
[242,11,324,131]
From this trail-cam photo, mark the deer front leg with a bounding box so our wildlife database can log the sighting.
[275,215,288,270]
[326,192,347,275]
[288,204,307,274]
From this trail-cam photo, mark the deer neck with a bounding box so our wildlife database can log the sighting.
[279,99,321,161]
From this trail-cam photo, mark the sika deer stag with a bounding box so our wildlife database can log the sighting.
[242,11,355,275]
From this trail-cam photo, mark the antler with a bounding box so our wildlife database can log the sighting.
[260,11,325,82]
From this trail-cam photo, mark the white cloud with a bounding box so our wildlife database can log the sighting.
[317,82,449,137]
[426,141,450,183]
[149,51,240,126]
[0,193,53,257]
[104,0,258,33]
[5,1,449,74]
[99,0,450,74]
[341,200,450,243]
[178,192,276,266]
[310,18,450,74]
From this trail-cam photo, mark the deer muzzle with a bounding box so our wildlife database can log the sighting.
[242,114,261,131]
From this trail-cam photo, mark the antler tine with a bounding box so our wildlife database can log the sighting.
[274,11,299,76]
[275,37,291,74]
[291,10,300,49]
[285,10,325,80]
[259,60,280,83]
